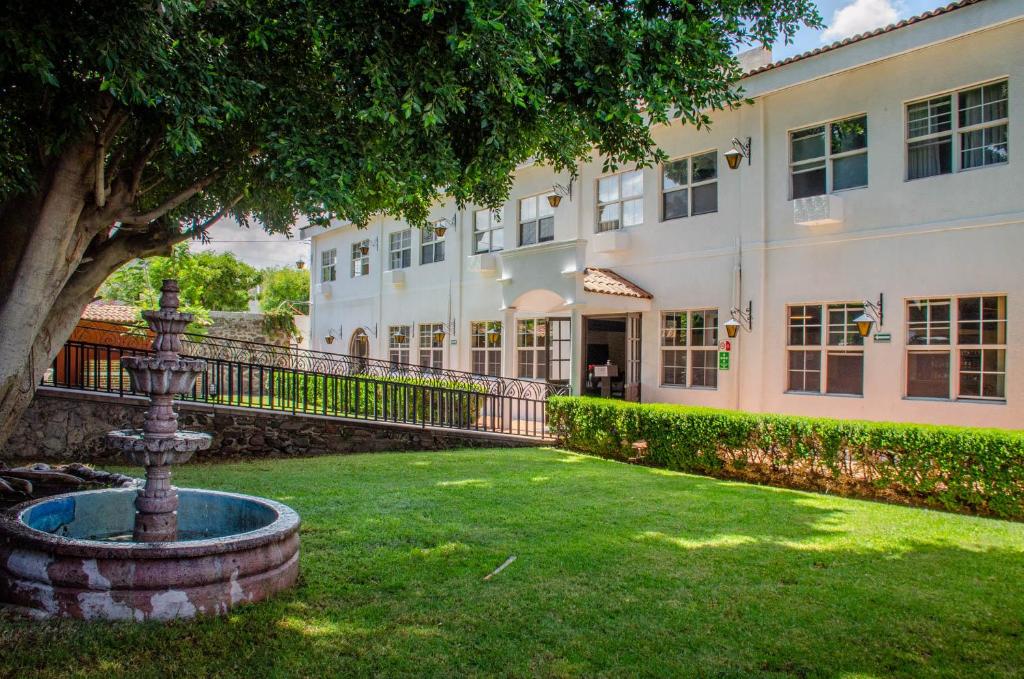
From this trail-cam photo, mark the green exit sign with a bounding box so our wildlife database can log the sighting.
[718,351,730,370]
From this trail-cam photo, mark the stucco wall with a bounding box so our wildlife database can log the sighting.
[300,2,1024,429]
[4,389,532,462]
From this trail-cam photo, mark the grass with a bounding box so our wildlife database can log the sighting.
[2,448,1023,678]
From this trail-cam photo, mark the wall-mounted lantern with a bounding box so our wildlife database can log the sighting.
[432,215,456,238]
[854,293,884,338]
[358,237,378,256]
[324,328,336,345]
[392,328,407,344]
[725,300,753,338]
[295,259,305,270]
[724,137,752,170]
[546,180,575,208]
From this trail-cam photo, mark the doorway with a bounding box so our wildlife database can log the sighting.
[582,314,641,400]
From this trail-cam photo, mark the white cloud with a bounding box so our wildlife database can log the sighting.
[188,217,309,270]
[821,0,901,43]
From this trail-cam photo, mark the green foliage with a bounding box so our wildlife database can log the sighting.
[100,244,260,312]
[259,267,310,314]
[548,396,1024,518]
[261,308,300,341]
[267,372,486,427]
[1,0,821,232]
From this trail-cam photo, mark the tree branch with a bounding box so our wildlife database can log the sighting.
[120,170,221,226]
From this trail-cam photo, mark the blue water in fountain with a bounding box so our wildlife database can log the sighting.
[20,488,279,543]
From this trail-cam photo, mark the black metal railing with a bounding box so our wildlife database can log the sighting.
[76,322,569,400]
[47,335,553,439]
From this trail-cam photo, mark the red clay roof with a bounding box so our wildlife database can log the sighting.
[583,268,653,299]
[81,300,140,325]
[745,0,985,77]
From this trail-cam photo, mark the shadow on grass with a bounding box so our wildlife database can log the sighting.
[3,448,1022,678]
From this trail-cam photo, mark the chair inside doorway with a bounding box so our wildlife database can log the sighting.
[584,316,627,398]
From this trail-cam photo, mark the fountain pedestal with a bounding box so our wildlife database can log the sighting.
[105,280,211,542]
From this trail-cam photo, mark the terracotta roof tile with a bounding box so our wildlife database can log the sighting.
[583,268,653,299]
[81,300,140,325]
[744,0,985,77]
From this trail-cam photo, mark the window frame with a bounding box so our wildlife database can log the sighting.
[388,324,411,364]
[350,240,369,278]
[517,193,556,247]
[660,150,719,221]
[473,208,504,254]
[320,248,337,282]
[417,322,444,369]
[388,229,412,271]
[785,302,866,397]
[420,222,446,265]
[516,318,549,380]
[597,168,644,232]
[905,294,1007,402]
[789,114,869,199]
[659,309,720,389]
[470,321,503,377]
[905,78,1009,181]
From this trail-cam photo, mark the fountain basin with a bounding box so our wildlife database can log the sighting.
[0,488,299,620]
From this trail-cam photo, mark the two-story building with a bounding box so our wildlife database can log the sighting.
[301,0,1024,428]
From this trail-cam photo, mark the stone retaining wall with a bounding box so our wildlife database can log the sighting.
[208,311,292,347]
[4,388,534,462]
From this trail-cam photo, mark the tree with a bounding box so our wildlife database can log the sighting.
[100,244,260,312]
[0,0,819,448]
[260,267,311,315]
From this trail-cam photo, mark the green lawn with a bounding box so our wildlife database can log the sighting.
[3,448,1023,678]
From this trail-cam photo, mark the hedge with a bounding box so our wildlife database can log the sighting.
[547,396,1024,518]
[271,372,486,427]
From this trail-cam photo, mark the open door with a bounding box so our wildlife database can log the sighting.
[624,312,641,402]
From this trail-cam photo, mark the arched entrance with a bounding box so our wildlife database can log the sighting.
[349,328,369,358]
[349,328,369,372]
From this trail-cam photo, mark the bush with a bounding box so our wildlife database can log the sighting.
[272,372,486,427]
[547,396,1024,518]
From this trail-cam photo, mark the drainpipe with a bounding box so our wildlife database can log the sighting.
[375,216,385,357]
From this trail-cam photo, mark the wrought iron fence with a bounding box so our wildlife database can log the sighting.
[76,322,569,400]
[47,335,553,440]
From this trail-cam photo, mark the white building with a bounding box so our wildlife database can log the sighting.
[302,0,1024,428]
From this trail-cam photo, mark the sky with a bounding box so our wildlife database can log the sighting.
[191,0,943,269]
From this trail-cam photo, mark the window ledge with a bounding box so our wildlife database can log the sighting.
[658,384,719,391]
[784,391,864,399]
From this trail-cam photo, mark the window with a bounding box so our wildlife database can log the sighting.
[906,296,1006,400]
[517,319,548,380]
[660,309,719,388]
[351,241,369,278]
[662,151,718,220]
[907,80,1008,180]
[389,229,412,270]
[548,319,571,383]
[388,325,411,364]
[787,303,864,396]
[518,194,555,246]
[598,169,643,232]
[421,223,445,265]
[471,322,502,376]
[474,209,504,254]
[418,323,444,369]
[790,115,868,198]
[320,248,337,282]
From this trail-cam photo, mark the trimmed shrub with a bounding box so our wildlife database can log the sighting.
[547,396,1024,518]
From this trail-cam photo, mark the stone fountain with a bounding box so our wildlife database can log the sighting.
[0,280,300,620]
[106,279,212,542]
